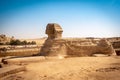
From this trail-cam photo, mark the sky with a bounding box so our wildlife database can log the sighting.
[0,0,120,39]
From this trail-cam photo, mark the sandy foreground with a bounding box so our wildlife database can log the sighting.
[2,56,120,80]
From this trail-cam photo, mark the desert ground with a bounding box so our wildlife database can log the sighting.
[2,56,120,80]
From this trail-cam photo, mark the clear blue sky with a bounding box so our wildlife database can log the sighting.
[0,0,120,39]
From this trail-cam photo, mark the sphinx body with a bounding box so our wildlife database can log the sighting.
[40,23,116,57]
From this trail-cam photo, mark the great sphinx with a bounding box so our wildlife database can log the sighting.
[39,23,116,57]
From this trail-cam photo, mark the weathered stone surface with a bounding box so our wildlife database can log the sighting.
[0,65,25,78]
[2,56,45,65]
[46,23,63,39]
[40,23,116,57]
[107,37,120,55]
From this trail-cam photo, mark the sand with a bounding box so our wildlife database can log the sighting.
[2,56,120,80]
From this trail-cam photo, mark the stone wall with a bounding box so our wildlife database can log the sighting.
[0,48,40,57]
[107,37,120,55]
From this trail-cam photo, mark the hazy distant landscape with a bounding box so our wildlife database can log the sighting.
[0,0,120,80]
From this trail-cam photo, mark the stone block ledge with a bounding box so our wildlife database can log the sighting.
[0,65,26,78]
[2,56,46,64]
